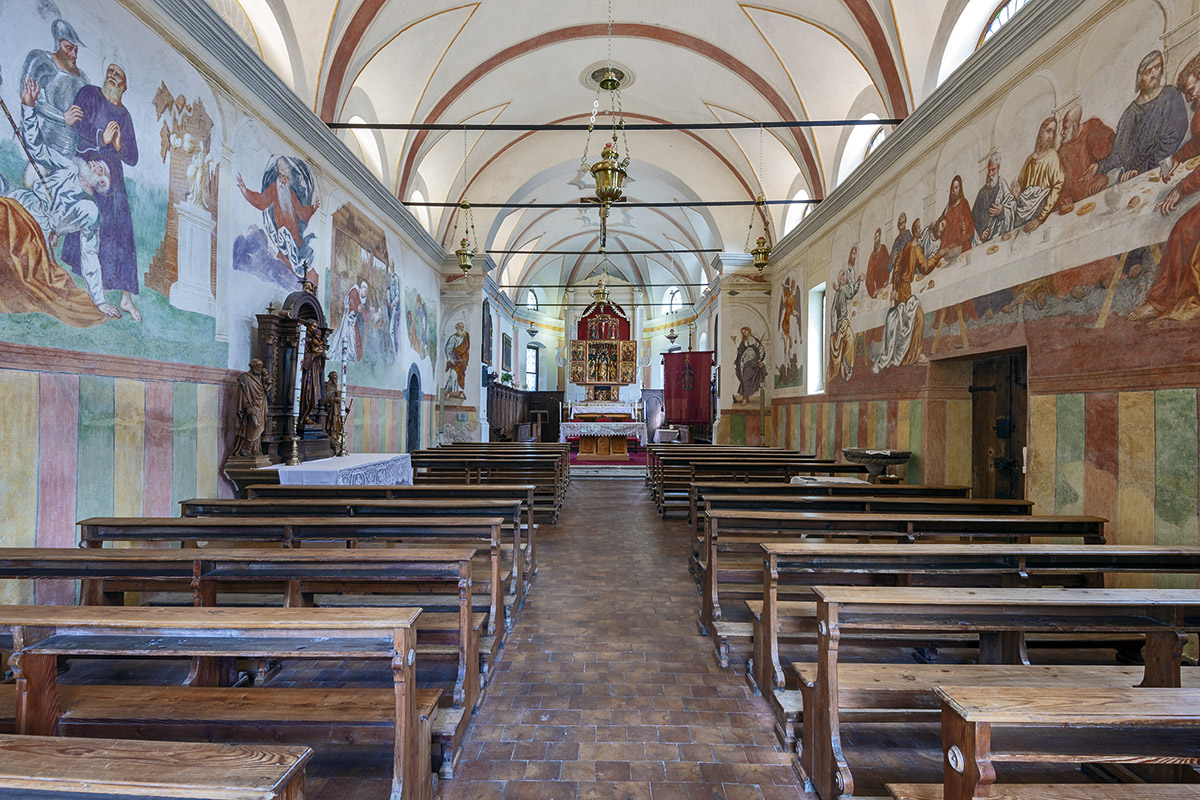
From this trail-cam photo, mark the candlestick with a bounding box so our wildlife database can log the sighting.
[341,338,348,417]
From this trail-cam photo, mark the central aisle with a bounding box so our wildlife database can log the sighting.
[440,478,814,799]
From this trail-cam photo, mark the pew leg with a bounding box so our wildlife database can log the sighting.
[1139,629,1185,688]
[185,656,238,687]
[978,631,1027,665]
[12,651,61,736]
[942,706,994,800]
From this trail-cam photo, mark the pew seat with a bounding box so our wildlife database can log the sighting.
[0,733,312,800]
[887,785,1200,800]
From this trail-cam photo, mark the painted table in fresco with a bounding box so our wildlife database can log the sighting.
[270,453,414,486]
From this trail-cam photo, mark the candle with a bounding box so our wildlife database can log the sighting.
[292,323,307,418]
[341,338,348,416]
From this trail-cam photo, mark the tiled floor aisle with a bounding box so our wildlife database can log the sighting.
[438,478,815,800]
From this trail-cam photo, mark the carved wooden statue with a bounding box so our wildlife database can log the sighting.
[298,321,327,426]
[231,358,272,457]
[324,371,344,440]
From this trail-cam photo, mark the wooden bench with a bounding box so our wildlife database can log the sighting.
[1,605,429,800]
[0,733,312,799]
[700,511,1108,641]
[887,784,1200,799]
[242,483,539,577]
[658,457,869,517]
[933,686,1200,800]
[179,497,530,611]
[802,586,1200,799]
[410,451,566,522]
[688,482,973,532]
[78,516,507,637]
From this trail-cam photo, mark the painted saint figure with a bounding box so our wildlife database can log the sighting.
[1095,50,1188,184]
[939,175,975,257]
[237,156,320,282]
[62,63,141,322]
[1012,116,1065,233]
[887,212,911,275]
[1131,52,1200,321]
[1056,104,1114,207]
[865,227,889,298]
[873,219,933,372]
[777,276,801,361]
[827,259,862,383]
[732,326,766,404]
[444,321,470,396]
[232,358,271,457]
[4,77,119,319]
[20,18,87,159]
[328,280,368,363]
[972,153,1016,243]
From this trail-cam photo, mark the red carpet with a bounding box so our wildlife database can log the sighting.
[569,451,647,466]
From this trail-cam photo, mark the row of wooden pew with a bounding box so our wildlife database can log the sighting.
[680,466,1200,800]
[0,451,555,800]
[410,442,569,522]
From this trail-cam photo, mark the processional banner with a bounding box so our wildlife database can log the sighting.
[663,351,713,425]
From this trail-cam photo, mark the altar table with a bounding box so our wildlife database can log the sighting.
[269,453,414,486]
[560,421,647,446]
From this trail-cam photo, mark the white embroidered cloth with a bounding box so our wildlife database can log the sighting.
[269,453,414,486]
[560,421,647,445]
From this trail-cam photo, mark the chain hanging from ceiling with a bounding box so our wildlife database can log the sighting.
[450,126,481,274]
[579,0,631,251]
[744,123,772,273]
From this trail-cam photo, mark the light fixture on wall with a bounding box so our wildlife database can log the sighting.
[579,0,630,249]
[665,328,678,344]
[527,323,539,338]
[744,125,772,273]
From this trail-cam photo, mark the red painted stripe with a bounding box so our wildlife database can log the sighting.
[36,373,79,604]
[857,403,868,448]
[1085,392,1119,542]
[843,0,909,117]
[746,412,761,446]
[143,382,174,517]
[320,0,391,122]
[924,400,947,485]
[887,400,899,450]
[391,24,824,198]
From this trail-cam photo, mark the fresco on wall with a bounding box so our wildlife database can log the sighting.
[732,325,766,403]
[0,0,225,365]
[233,154,319,290]
[775,275,802,388]
[819,31,1200,384]
[443,320,469,398]
[405,289,435,364]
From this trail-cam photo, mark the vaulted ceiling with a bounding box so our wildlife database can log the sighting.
[208,0,1002,308]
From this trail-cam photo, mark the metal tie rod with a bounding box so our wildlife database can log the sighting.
[488,248,720,255]
[408,199,816,209]
[328,118,902,132]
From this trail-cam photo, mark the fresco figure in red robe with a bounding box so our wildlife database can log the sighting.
[1131,53,1200,321]
[1057,103,1114,208]
[865,227,889,298]
[939,175,975,257]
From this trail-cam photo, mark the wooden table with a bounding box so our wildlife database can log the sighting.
[1,605,424,800]
[805,586,1200,799]
[936,686,1200,800]
[0,733,312,799]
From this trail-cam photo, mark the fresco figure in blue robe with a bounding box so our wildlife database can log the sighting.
[61,63,142,322]
[1095,50,1188,184]
[20,18,87,160]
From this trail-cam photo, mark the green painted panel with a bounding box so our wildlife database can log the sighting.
[826,403,836,460]
[1055,393,1086,515]
[908,399,924,485]
[730,412,746,445]
[172,382,197,512]
[1155,389,1199,589]
[876,401,888,449]
[76,375,115,521]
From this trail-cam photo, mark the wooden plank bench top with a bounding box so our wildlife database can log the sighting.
[936,686,1200,800]
[0,733,312,800]
[0,605,426,800]
[696,494,1032,532]
[888,784,1200,800]
[802,586,1200,800]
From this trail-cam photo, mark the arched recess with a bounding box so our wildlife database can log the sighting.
[829,86,891,190]
[406,365,422,452]
[236,0,309,98]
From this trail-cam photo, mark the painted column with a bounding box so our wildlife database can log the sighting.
[438,270,486,443]
[712,253,772,445]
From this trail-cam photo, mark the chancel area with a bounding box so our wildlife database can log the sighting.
[0,0,1197,798]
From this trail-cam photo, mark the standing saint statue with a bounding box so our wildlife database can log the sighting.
[324,371,344,440]
[232,358,271,457]
[298,321,327,426]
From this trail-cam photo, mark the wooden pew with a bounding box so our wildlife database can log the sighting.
[657,455,867,516]
[410,451,566,522]
[243,483,539,577]
[699,510,1108,641]
[179,497,529,610]
[888,785,1200,800]
[927,686,1200,800]
[801,586,1200,800]
[0,733,313,799]
[77,516,506,637]
[1,605,428,800]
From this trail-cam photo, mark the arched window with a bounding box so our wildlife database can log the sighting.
[980,0,1032,47]
[524,289,539,311]
[408,189,430,231]
[835,113,884,187]
[661,286,684,316]
[347,115,382,177]
[783,188,812,236]
[864,127,887,158]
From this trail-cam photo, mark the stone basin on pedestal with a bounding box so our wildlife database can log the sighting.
[841,448,911,482]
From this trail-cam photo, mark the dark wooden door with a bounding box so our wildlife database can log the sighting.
[970,352,1027,499]
[406,373,421,452]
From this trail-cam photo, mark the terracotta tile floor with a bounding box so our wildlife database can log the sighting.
[436,478,815,800]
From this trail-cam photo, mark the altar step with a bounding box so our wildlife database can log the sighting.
[570,463,645,479]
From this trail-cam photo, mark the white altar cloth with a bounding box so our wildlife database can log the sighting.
[571,402,635,419]
[560,421,646,446]
[269,453,413,486]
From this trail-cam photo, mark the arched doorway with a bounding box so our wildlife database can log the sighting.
[406,368,421,452]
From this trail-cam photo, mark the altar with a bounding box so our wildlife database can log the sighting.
[266,453,414,486]
[560,420,646,461]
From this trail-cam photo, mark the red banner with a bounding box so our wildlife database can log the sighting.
[663,351,713,425]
